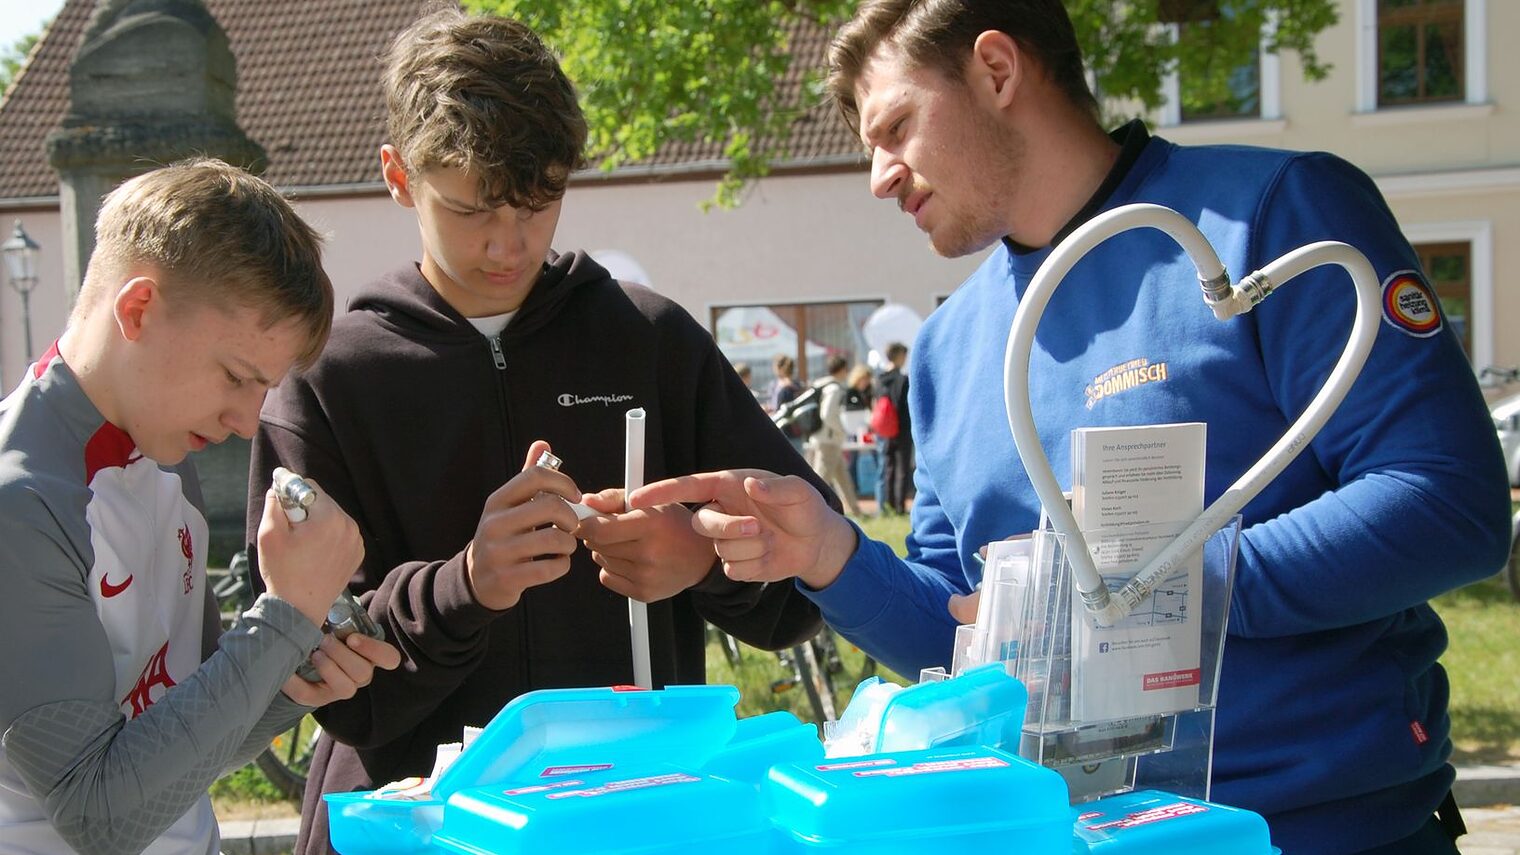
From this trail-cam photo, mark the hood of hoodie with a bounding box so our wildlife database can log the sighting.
[347,249,611,342]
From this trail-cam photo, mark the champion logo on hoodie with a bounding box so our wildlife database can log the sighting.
[558,392,635,408]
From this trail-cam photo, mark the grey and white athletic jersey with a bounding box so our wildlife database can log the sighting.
[0,349,322,855]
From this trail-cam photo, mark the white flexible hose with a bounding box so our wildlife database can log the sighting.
[1003,204,1381,626]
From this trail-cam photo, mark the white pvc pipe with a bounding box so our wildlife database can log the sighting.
[1003,204,1381,626]
[624,407,652,688]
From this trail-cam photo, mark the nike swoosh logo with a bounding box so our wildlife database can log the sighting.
[100,573,134,598]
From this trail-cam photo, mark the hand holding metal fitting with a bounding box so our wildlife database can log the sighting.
[297,589,386,682]
[272,467,317,523]
[534,451,599,521]
[270,467,387,681]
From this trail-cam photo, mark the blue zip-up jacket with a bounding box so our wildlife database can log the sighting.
[806,134,1511,854]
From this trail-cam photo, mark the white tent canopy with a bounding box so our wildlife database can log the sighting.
[714,305,829,367]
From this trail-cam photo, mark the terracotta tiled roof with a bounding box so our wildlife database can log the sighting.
[624,18,864,169]
[0,0,864,202]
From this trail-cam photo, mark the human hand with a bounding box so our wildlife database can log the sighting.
[578,490,715,602]
[281,631,402,706]
[629,469,856,589]
[948,590,980,625]
[256,478,365,628]
[465,441,582,610]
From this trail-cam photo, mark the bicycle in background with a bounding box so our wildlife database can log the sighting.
[707,623,881,726]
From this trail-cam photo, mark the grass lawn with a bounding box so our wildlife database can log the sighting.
[1433,573,1520,764]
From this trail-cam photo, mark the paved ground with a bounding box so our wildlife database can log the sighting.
[1462,804,1520,854]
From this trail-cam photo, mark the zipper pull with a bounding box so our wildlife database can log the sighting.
[489,336,507,370]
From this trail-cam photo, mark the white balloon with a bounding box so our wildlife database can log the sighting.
[591,249,653,288]
[862,303,923,357]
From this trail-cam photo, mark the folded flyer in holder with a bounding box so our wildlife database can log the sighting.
[1070,423,1205,722]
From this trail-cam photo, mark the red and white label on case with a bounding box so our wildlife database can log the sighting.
[1082,801,1209,831]
[503,779,585,797]
[544,773,700,800]
[815,758,895,772]
[852,756,1010,778]
[540,763,614,778]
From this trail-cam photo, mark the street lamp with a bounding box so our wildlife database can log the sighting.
[2,219,40,360]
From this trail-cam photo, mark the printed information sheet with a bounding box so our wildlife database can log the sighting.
[1069,423,1205,721]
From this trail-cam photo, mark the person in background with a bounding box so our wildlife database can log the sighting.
[842,363,877,506]
[770,353,804,452]
[804,355,861,516]
[844,363,874,412]
[734,361,763,403]
[876,341,913,514]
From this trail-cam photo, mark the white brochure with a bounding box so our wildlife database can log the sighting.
[1069,422,1206,722]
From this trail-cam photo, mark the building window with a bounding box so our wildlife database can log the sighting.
[1377,0,1464,106]
[1160,15,1280,127]
[1415,241,1472,359]
[711,300,882,399]
[1178,21,1261,121]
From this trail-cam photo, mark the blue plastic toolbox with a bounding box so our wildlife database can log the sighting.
[764,745,1069,853]
[1072,789,1280,854]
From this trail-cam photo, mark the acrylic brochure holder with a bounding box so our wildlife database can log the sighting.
[950,514,1241,803]
[988,203,1380,804]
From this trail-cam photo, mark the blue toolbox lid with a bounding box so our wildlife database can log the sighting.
[701,711,822,785]
[434,766,772,855]
[433,684,740,801]
[1072,789,1280,854]
[874,662,1027,753]
[323,791,442,855]
[765,745,1069,852]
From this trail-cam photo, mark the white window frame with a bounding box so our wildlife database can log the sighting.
[1356,0,1487,114]
[1160,17,1282,129]
[1399,219,1494,373]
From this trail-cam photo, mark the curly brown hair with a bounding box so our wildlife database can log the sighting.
[383,6,588,211]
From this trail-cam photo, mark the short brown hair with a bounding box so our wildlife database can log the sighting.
[827,0,1097,134]
[79,158,333,367]
[384,6,588,212]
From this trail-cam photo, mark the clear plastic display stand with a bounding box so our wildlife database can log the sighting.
[954,514,1241,804]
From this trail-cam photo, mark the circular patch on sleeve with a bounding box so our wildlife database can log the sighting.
[1380,270,1443,338]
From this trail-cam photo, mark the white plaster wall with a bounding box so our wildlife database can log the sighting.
[553,170,990,322]
[294,168,992,326]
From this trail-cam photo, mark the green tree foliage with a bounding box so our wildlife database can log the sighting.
[0,32,41,100]
[467,0,1337,208]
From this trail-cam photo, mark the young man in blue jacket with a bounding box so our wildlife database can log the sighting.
[633,2,1512,853]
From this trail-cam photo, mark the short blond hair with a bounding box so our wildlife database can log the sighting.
[77,158,333,367]
[384,6,588,211]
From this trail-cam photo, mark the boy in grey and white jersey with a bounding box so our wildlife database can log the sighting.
[0,160,399,854]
